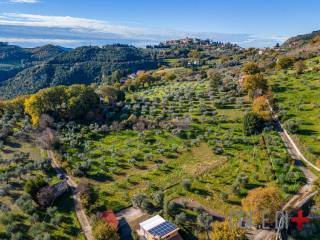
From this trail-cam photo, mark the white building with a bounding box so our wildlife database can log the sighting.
[139,215,181,240]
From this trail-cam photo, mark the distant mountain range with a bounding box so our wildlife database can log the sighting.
[0,43,159,99]
[0,43,69,83]
[0,43,68,63]
[281,30,320,56]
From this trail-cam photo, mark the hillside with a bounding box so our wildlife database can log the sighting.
[1,33,320,240]
[0,43,67,84]
[281,30,320,56]
[0,44,159,99]
[270,56,320,165]
[0,35,311,239]
[28,44,69,60]
[0,42,66,64]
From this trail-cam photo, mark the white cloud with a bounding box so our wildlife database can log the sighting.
[0,12,288,47]
[9,0,39,3]
[0,37,79,44]
[0,13,146,36]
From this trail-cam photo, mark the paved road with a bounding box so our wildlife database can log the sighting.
[47,150,93,240]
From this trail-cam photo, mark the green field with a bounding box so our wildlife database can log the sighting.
[59,75,303,219]
[270,58,320,165]
[0,131,83,239]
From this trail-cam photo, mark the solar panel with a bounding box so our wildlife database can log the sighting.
[148,221,178,237]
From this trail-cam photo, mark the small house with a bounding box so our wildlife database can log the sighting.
[139,215,181,240]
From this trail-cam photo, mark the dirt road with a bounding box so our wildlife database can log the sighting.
[47,150,93,240]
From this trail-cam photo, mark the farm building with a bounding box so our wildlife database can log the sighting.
[138,215,181,240]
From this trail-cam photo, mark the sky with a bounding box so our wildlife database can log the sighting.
[0,0,319,48]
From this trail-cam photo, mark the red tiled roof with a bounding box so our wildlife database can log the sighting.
[101,210,119,229]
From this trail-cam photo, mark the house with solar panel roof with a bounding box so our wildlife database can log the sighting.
[138,215,182,240]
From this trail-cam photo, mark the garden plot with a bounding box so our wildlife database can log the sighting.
[270,59,320,165]
[0,114,83,240]
[59,77,303,216]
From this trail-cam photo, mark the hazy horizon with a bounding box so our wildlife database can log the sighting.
[0,0,319,48]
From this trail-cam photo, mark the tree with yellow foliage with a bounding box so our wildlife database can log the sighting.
[24,85,99,126]
[242,73,268,99]
[92,220,120,240]
[276,56,294,70]
[188,49,200,59]
[0,96,26,114]
[242,62,260,75]
[242,186,283,225]
[314,193,320,210]
[294,60,306,74]
[252,96,272,120]
[136,71,156,87]
[24,86,67,126]
[211,220,248,240]
[96,85,125,104]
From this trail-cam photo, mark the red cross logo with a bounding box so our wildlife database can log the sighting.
[291,210,310,231]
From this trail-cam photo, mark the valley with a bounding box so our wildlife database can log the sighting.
[0,32,320,240]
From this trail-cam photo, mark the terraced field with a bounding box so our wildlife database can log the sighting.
[59,74,303,219]
[0,122,83,239]
[270,57,320,165]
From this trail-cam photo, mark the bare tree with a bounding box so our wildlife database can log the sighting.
[36,128,59,150]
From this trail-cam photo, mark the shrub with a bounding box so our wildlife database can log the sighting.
[92,220,120,240]
[232,183,241,195]
[29,213,40,224]
[211,220,248,240]
[24,177,47,199]
[283,119,299,134]
[242,62,260,75]
[140,199,153,212]
[77,180,97,212]
[213,147,224,155]
[276,57,294,70]
[175,212,187,225]
[28,223,48,239]
[152,191,164,208]
[236,174,249,188]
[243,112,263,135]
[242,73,268,98]
[37,186,55,209]
[242,186,283,225]
[220,192,229,202]
[15,195,36,214]
[252,96,272,120]
[131,193,148,209]
[197,212,213,237]
[182,179,192,191]
[10,232,25,240]
[294,60,306,74]
[50,215,63,225]
[165,201,180,215]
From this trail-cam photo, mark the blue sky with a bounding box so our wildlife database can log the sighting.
[0,0,319,47]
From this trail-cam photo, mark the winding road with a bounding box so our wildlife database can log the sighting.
[47,150,93,240]
[43,99,319,240]
[251,101,319,240]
